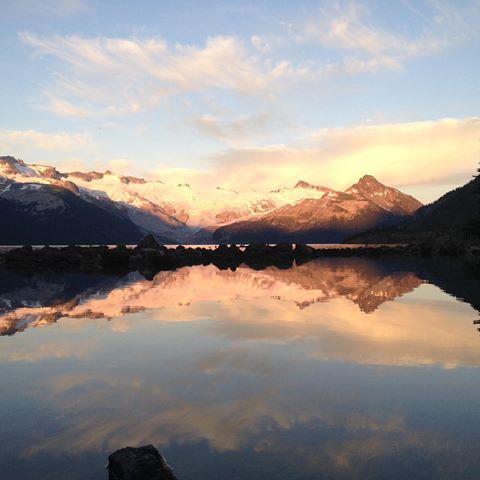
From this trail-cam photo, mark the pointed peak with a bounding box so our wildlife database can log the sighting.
[348,175,386,192]
[0,155,24,167]
[0,155,20,162]
[294,180,312,189]
[0,155,37,177]
[357,174,382,185]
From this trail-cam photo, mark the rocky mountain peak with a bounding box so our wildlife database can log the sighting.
[0,155,36,177]
[0,155,20,164]
[346,174,422,216]
[0,155,23,170]
[294,180,314,189]
[350,174,385,191]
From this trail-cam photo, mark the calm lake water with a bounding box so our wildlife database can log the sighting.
[1,257,480,479]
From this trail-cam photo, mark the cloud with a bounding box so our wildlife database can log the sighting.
[20,33,299,118]
[46,96,94,118]
[0,128,89,151]
[24,6,456,121]
[295,0,477,73]
[140,116,479,203]
[200,117,480,199]
[189,111,275,142]
[302,2,439,55]
[4,117,474,203]
[250,35,272,53]
[19,2,477,123]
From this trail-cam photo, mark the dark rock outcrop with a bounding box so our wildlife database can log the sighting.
[107,445,177,480]
[136,234,163,251]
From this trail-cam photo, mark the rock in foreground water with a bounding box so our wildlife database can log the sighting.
[108,445,178,480]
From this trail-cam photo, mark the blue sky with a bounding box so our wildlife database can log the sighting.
[0,0,479,201]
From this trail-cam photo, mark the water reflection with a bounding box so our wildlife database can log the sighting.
[0,258,428,334]
[1,257,480,479]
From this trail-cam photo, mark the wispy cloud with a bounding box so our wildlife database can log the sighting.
[23,0,473,121]
[20,33,301,118]
[15,0,479,173]
[189,111,276,142]
[294,0,478,73]
[18,1,477,124]
[0,128,89,151]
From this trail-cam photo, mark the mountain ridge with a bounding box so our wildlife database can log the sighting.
[213,176,422,243]
[0,155,423,244]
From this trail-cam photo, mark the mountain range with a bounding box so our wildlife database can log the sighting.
[0,155,423,244]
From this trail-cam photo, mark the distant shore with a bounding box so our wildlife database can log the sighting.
[1,234,479,276]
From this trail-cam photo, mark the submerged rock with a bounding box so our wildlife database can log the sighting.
[107,445,177,480]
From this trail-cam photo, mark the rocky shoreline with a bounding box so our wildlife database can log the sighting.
[0,235,478,276]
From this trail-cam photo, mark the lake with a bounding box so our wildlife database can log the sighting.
[1,257,480,479]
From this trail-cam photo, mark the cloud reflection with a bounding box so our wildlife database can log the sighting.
[1,258,479,479]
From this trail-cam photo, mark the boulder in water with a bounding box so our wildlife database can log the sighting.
[107,445,177,480]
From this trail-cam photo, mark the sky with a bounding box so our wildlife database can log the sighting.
[0,0,479,202]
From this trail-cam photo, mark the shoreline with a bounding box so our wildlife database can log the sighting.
[1,235,478,276]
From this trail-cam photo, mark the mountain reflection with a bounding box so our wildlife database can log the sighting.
[1,258,480,480]
[2,257,480,336]
[1,258,479,368]
[0,258,426,335]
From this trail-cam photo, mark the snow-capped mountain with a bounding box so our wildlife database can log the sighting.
[345,174,422,217]
[0,156,185,242]
[0,155,422,244]
[213,175,422,243]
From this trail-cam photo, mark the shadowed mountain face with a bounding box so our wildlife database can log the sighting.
[0,156,422,244]
[213,176,422,243]
[0,157,182,244]
[2,256,479,336]
[0,183,145,245]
